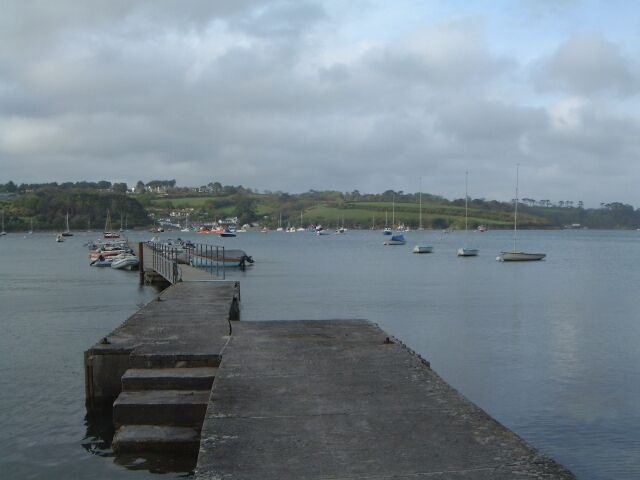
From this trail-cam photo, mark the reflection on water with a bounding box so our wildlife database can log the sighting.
[82,409,114,457]
[1,230,640,478]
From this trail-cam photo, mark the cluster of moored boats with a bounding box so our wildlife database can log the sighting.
[88,239,140,270]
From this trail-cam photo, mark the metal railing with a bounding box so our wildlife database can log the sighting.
[147,241,226,281]
[149,242,182,283]
[184,243,226,279]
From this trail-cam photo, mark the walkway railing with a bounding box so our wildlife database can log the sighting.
[148,242,182,283]
[146,241,227,282]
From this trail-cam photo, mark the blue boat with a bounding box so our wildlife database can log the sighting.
[384,234,406,246]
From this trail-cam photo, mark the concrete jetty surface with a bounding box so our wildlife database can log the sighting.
[196,320,575,479]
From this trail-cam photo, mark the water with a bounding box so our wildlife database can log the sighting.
[1,229,639,479]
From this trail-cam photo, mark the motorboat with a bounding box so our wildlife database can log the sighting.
[56,234,64,242]
[190,249,254,269]
[413,245,433,253]
[458,247,479,257]
[383,227,393,236]
[220,227,237,238]
[111,253,140,270]
[384,234,406,246]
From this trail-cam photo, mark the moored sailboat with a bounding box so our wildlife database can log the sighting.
[61,212,74,236]
[457,172,478,257]
[103,210,120,239]
[0,210,6,236]
[497,165,545,262]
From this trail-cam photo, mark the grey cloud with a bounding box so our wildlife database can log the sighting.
[531,33,639,96]
[1,1,640,206]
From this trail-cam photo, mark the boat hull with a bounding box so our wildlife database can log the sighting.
[457,248,479,257]
[497,252,545,262]
[413,245,433,253]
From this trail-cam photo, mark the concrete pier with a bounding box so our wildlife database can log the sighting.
[85,279,575,478]
[195,320,575,479]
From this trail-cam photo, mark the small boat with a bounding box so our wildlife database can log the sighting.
[103,210,120,239]
[457,171,478,257]
[497,252,545,262]
[56,234,64,242]
[477,225,487,233]
[413,245,433,254]
[61,212,74,236]
[383,227,393,236]
[260,227,269,233]
[90,256,112,267]
[220,227,237,238]
[1,209,7,236]
[315,225,330,235]
[497,165,545,262]
[190,249,254,269]
[111,253,140,270]
[384,234,406,246]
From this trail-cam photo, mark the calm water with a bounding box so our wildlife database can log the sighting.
[1,229,639,479]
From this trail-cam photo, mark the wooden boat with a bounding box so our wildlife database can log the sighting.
[497,165,545,262]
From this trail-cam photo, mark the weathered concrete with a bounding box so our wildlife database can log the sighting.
[113,390,210,428]
[195,320,575,480]
[85,281,238,407]
[112,425,200,453]
[122,367,217,391]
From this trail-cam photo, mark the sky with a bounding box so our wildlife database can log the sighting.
[1,0,639,207]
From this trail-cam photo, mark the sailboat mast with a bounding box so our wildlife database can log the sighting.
[392,194,395,227]
[419,176,423,230]
[513,165,519,252]
[464,171,469,234]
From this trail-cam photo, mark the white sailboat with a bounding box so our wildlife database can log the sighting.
[383,210,392,235]
[181,214,191,232]
[103,210,120,239]
[497,165,546,262]
[414,177,433,253]
[458,171,478,257]
[0,210,6,236]
[419,176,423,230]
[62,212,73,236]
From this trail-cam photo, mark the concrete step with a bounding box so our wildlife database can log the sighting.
[113,390,210,428]
[130,353,222,369]
[112,425,200,453]
[122,367,217,392]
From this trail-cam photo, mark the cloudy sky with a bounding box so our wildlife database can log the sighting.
[1,0,639,206]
